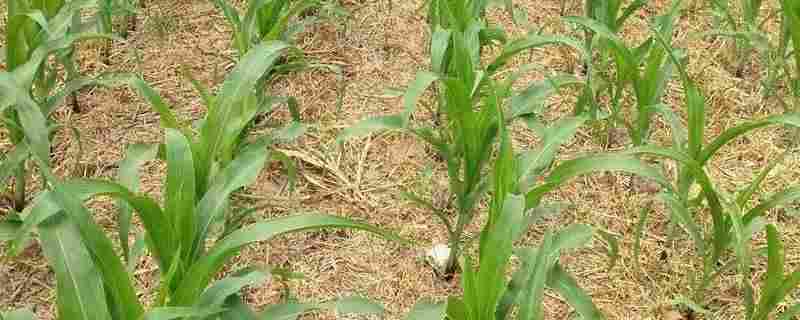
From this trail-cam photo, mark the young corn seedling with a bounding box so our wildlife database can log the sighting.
[1,133,400,320]
[340,8,672,278]
[214,0,345,136]
[623,30,800,311]
[2,42,403,320]
[569,0,683,147]
[730,216,800,319]
[404,124,606,320]
[424,0,527,124]
[708,0,770,78]
[580,0,647,75]
[2,0,114,212]
[96,0,140,63]
[337,15,588,275]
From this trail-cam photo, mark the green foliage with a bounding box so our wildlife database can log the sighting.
[215,0,341,58]
[405,127,604,320]
[4,41,403,320]
[568,1,682,147]
[620,32,800,312]
[2,0,115,211]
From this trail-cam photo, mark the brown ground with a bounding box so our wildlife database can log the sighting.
[2,0,800,319]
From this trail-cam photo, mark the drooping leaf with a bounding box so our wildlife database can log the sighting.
[198,269,269,308]
[174,214,404,305]
[258,302,320,320]
[39,213,112,320]
[116,143,158,262]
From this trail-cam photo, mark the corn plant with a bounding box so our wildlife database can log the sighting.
[569,0,682,147]
[338,0,678,277]
[2,0,113,212]
[404,125,606,320]
[1,136,399,320]
[580,0,647,74]
[337,24,580,275]
[214,0,346,82]
[96,0,140,63]
[708,0,770,78]
[214,0,345,141]
[620,31,800,312]
[2,41,402,320]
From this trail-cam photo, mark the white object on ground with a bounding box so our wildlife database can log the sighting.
[426,244,451,271]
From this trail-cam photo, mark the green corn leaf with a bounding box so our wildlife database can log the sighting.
[338,71,438,142]
[759,225,785,314]
[174,213,405,305]
[324,296,386,317]
[39,213,112,320]
[563,15,636,68]
[192,139,270,259]
[123,76,187,133]
[128,233,148,272]
[547,263,605,320]
[10,179,133,256]
[782,0,800,72]
[66,180,176,270]
[616,0,647,27]
[117,144,158,263]
[42,75,122,116]
[269,151,296,192]
[164,129,197,262]
[139,307,225,320]
[699,114,800,166]
[198,269,269,308]
[0,144,30,190]
[220,295,259,320]
[659,193,706,258]
[519,233,556,320]
[517,116,586,191]
[737,152,787,207]
[28,168,153,320]
[497,248,535,320]
[405,301,447,320]
[753,225,795,320]
[337,115,406,143]
[644,104,688,148]
[475,195,524,320]
[552,224,594,252]
[509,74,583,120]
[431,26,452,74]
[728,207,755,319]
[401,71,440,117]
[199,41,289,183]
[0,73,50,164]
[0,309,35,320]
[677,69,705,159]
[445,297,468,320]
[526,154,671,208]
[461,254,479,320]
[214,0,246,54]
[743,187,800,224]
[259,302,320,320]
[597,229,619,271]
[488,34,586,73]
[0,219,22,241]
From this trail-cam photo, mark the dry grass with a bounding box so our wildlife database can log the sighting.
[2,0,800,319]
